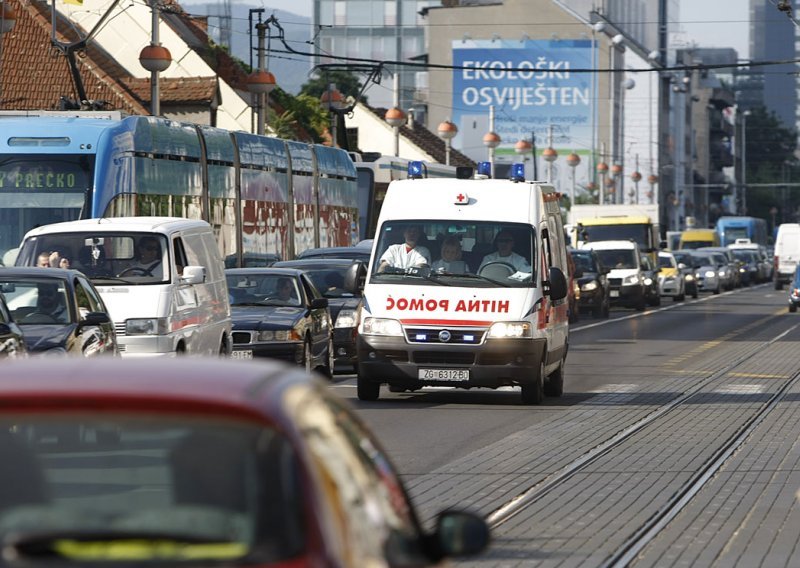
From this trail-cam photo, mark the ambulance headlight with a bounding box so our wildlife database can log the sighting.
[362,317,403,336]
[487,322,532,339]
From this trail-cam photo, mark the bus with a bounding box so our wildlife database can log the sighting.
[0,113,358,267]
[352,153,465,240]
[715,216,768,247]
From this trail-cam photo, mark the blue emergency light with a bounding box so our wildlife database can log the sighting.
[510,162,526,182]
[476,161,492,178]
[408,161,427,179]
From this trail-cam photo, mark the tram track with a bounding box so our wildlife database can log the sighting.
[485,321,800,564]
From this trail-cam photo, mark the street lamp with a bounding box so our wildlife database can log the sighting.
[566,151,580,207]
[138,0,172,116]
[320,85,345,147]
[437,119,458,166]
[514,139,533,177]
[741,109,751,215]
[385,107,406,157]
[483,131,501,176]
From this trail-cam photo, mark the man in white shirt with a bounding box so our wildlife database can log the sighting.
[479,230,532,273]
[378,225,431,272]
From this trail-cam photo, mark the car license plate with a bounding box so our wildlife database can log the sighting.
[610,290,619,297]
[232,350,253,360]
[418,369,470,381]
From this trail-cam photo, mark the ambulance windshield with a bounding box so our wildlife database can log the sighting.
[371,221,535,287]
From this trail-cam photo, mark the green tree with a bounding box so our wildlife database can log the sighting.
[300,70,367,104]
[743,106,798,222]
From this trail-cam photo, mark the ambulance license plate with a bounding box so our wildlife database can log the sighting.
[419,369,470,381]
[232,350,253,360]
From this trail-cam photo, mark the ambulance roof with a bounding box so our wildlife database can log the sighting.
[378,178,555,224]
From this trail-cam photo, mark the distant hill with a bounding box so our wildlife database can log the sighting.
[179,2,312,95]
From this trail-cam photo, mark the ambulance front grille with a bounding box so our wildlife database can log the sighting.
[404,327,486,345]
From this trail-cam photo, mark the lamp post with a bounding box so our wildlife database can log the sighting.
[515,139,533,178]
[320,84,345,147]
[542,124,558,184]
[597,158,609,203]
[437,119,458,166]
[566,151,580,208]
[247,20,276,135]
[385,107,405,157]
[741,109,751,214]
[138,0,172,116]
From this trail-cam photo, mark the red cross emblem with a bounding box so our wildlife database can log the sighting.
[455,192,469,205]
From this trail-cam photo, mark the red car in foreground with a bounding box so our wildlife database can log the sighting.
[0,357,489,567]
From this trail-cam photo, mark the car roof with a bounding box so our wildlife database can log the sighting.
[297,247,370,258]
[22,217,209,237]
[225,267,305,277]
[273,259,357,268]
[0,357,314,421]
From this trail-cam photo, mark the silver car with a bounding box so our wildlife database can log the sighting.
[690,252,722,294]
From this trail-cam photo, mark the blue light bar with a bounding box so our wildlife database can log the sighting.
[477,162,492,177]
[408,161,427,179]
[510,162,526,182]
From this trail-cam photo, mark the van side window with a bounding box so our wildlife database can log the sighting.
[173,239,189,276]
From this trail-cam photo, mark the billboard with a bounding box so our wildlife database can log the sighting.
[452,39,595,200]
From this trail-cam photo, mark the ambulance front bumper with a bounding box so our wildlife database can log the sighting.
[357,334,548,388]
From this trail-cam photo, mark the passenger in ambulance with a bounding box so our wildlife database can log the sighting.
[478,230,532,273]
[377,225,431,272]
[432,236,469,274]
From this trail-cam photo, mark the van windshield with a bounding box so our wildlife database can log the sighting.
[594,249,637,270]
[17,232,170,284]
[370,221,536,288]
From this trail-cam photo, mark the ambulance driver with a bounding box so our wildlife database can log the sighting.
[377,224,431,272]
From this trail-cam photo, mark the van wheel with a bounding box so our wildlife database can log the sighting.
[775,280,784,291]
[357,373,380,401]
[544,357,565,397]
[521,360,545,405]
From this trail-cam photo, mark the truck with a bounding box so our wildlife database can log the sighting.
[357,162,570,405]
[568,204,663,267]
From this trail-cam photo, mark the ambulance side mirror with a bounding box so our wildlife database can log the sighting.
[545,266,568,301]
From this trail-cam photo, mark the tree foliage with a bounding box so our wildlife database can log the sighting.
[299,70,367,104]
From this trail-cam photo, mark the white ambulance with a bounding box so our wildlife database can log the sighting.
[357,162,570,405]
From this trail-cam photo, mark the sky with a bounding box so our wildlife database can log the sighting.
[228,0,750,57]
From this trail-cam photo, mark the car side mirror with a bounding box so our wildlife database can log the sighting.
[310,297,328,310]
[545,266,568,301]
[181,265,205,285]
[78,312,111,328]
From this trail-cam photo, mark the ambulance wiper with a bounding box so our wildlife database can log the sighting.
[404,266,453,286]
[441,272,513,287]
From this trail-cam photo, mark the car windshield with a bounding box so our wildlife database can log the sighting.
[570,252,598,273]
[226,274,302,307]
[371,220,536,287]
[658,255,675,269]
[594,249,637,270]
[0,415,304,564]
[17,232,170,284]
[692,253,714,266]
[0,278,71,324]
[296,267,357,298]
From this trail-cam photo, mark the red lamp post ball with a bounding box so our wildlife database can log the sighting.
[437,120,458,140]
[384,107,406,127]
[647,174,659,185]
[483,131,501,148]
[514,139,532,154]
[597,161,609,174]
[246,70,277,94]
[139,45,172,73]
[631,171,642,183]
[542,147,558,163]
[566,152,580,168]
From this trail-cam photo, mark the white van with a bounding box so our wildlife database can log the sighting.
[773,223,800,290]
[581,240,647,311]
[356,163,569,405]
[16,217,232,357]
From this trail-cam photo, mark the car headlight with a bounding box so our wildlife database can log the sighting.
[739,267,746,273]
[643,277,653,286]
[126,318,168,335]
[685,274,695,282]
[581,281,598,292]
[335,308,359,329]
[623,274,640,286]
[258,329,302,341]
[705,270,716,278]
[718,270,726,277]
[362,317,403,336]
[488,322,532,339]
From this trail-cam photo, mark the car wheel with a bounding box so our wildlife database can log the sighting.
[592,303,603,318]
[521,359,545,405]
[302,338,313,373]
[357,371,380,401]
[318,335,335,380]
[692,288,698,299]
[544,356,564,397]
[775,280,784,291]
[713,286,720,295]
[791,304,798,313]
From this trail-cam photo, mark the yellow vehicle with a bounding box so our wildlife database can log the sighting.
[678,228,720,250]
[569,205,662,268]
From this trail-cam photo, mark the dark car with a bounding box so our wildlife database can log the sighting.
[671,250,699,299]
[0,268,117,357]
[729,248,759,287]
[225,268,334,377]
[569,248,610,318]
[272,258,366,373]
[788,264,800,312]
[0,357,489,566]
[225,252,281,268]
[296,244,372,262]
[0,290,27,358]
